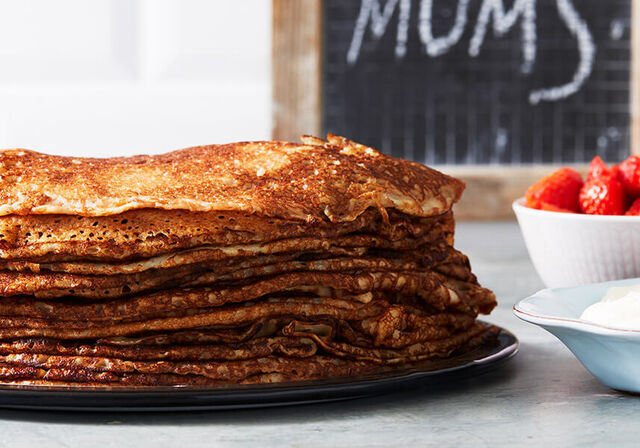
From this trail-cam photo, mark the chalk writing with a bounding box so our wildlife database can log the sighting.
[346,0,595,105]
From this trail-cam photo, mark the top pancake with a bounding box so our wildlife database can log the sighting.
[0,135,464,221]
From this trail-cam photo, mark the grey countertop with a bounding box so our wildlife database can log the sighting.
[0,222,634,447]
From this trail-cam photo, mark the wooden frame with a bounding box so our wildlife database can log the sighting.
[633,0,640,156]
[272,0,633,220]
[272,0,323,142]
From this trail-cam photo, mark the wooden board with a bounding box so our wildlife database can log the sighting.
[444,164,587,220]
[272,0,323,141]
[633,0,640,155]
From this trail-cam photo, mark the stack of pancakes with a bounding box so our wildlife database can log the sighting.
[0,135,496,386]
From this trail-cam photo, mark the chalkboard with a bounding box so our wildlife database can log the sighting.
[323,0,631,165]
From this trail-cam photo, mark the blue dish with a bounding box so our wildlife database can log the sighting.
[514,277,640,393]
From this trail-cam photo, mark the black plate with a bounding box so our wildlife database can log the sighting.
[0,324,517,411]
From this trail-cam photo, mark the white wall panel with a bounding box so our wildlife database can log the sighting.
[142,0,270,83]
[0,84,269,157]
[0,0,271,156]
[0,0,138,83]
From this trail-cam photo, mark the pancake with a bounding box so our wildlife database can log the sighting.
[0,224,447,262]
[99,319,287,346]
[0,207,384,260]
[0,135,463,221]
[0,357,384,386]
[0,324,495,385]
[0,135,497,387]
[0,208,449,259]
[0,244,465,299]
[0,269,494,323]
[0,337,320,362]
[0,319,488,364]
[283,321,496,363]
[0,297,479,340]
[1,247,367,275]
[0,326,490,375]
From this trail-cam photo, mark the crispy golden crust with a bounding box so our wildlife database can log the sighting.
[0,135,463,220]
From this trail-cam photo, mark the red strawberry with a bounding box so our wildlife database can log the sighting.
[626,198,640,215]
[617,155,640,197]
[588,156,617,181]
[540,202,574,213]
[579,177,627,215]
[525,168,583,212]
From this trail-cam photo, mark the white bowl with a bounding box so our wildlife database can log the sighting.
[514,278,640,393]
[513,198,640,288]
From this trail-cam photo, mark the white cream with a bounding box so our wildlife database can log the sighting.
[580,284,640,329]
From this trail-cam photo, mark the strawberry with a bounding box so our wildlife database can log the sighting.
[626,198,640,216]
[617,155,640,198]
[588,156,617,181]
[540,202,574,213]
[525,168,583,212]
[579,177,627,215]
